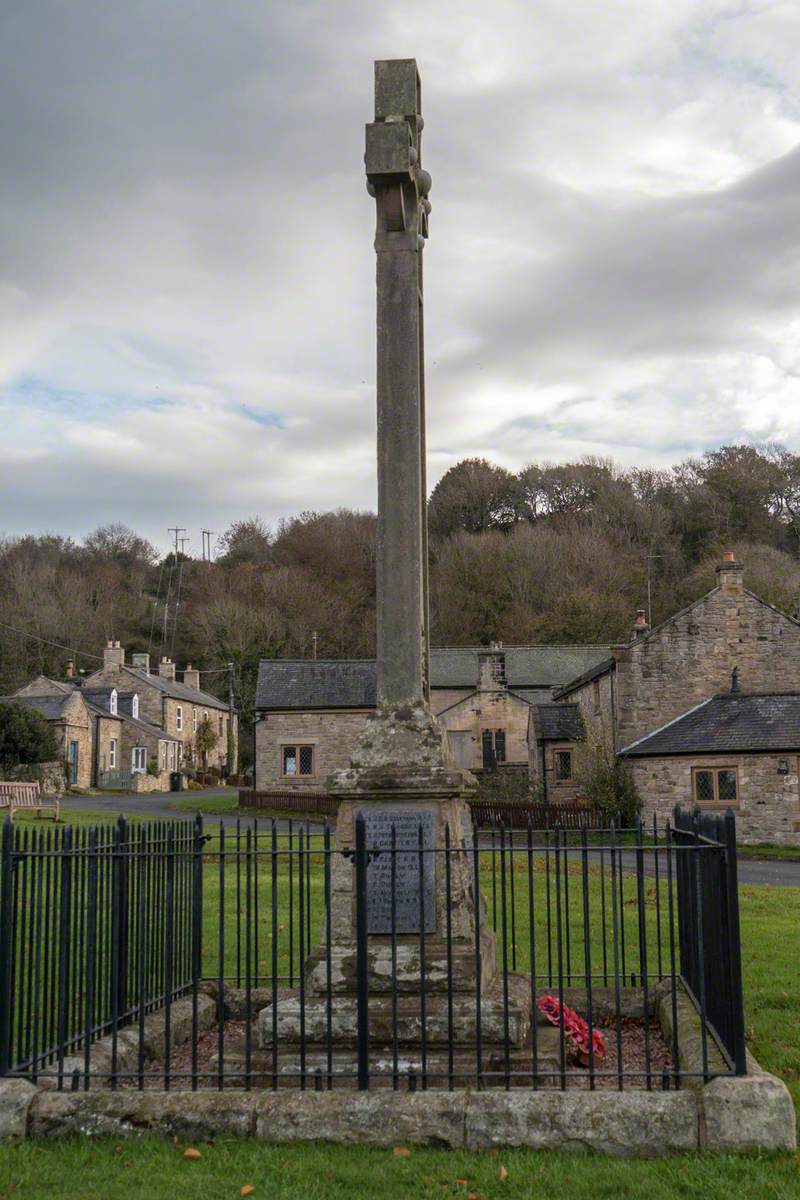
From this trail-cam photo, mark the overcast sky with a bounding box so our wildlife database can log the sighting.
[1,1,799,553]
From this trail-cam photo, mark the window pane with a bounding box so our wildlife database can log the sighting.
[481,730,494,769]
[555,751,572,781]
[299,746,314,775]
[494,730,506,764]
[694,771,714,803]
[283,747,297,776]
[717,770,738,802]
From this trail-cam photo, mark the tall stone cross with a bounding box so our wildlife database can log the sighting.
[365,59,432,710]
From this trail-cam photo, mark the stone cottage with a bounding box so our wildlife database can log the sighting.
[532,554,800,845]
[10,674,180,790]
[618,690,800,845]
[253,644,611,790]
[83,643,237,776]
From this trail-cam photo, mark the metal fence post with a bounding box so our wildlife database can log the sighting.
[723,808,747,1075]
[0,820,14,1075]
[354,812,369,1090]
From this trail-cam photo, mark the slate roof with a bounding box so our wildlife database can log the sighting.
[429,646,612,689]
[1,694,76,721]
[256,646,612,711]
[620,693,800,757]
[121,668,228,710]
[535,704,585,741]
[256,660,376,710]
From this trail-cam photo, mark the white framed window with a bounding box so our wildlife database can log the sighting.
[161,743,167,769]
[203,710,208,723]
[169,743,176,769]
[132,694,139,720]
[109,738,117,769]
[178,743,183,766]
[192,708,198,733]
[132,747,147,773]
[109,689,118,715]
[176,705,183,732]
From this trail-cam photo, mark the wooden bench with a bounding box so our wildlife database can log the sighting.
[0,781,60,821]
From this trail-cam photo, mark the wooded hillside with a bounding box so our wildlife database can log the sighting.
[2,444,799,766]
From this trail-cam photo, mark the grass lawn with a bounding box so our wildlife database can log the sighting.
[0,833,798,1197]
[1,1136,799,1200]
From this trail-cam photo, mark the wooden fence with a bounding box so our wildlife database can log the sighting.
[238,789,339,817]
[239,789,606,829]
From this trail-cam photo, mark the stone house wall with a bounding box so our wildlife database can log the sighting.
[94,715,123,778]
[629,753,800,847]
[529,739,585,803]
[255,710,370,790]
[430,688,472,716]
[437,688,532,771]
[559,670,616,749]
[58,695,94,789]
[615,568,800,749]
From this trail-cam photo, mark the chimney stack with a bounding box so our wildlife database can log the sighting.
[716,551,744,596]
[477,644,507,691]
[158,657,176,682]
[183,663,200,691]
[103,640,125,671]
[632,609,650,640]
[130,652,150,675]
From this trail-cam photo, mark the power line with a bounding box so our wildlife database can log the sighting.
[0,621,104,662]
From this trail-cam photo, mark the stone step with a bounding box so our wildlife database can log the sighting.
[257,994,531,1050]
[211,1029,563,1090]
[304,926,498,996]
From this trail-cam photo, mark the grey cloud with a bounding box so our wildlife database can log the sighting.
[1,1,799,542]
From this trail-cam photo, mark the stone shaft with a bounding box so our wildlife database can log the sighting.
[367,58,430,709]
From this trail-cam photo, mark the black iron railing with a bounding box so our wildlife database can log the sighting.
[0,807,746,1091]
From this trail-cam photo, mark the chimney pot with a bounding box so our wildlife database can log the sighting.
[65,659,74,678]
[632,609,651,639]
[716,554,744,595]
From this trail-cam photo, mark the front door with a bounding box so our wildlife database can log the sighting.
[67,740,79,786]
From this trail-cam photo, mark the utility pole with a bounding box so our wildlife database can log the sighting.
[227,661,236,777]
[164,527,186,653]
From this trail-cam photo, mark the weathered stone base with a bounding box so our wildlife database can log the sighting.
[3,1069,794,1153]
[209,1038,563,1090]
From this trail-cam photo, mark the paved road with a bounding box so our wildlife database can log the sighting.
[61,792,800,887]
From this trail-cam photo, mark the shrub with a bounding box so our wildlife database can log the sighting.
[575,730,641,825]
[0,701,59,770]
[195,718,218,768]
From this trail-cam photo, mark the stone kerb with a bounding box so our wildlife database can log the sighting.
[2,1070,795,1152]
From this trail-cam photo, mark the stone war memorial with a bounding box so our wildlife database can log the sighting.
[0,60,795,1156]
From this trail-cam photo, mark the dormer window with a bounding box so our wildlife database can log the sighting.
[132,694,139,720]
[109,689,118,715]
